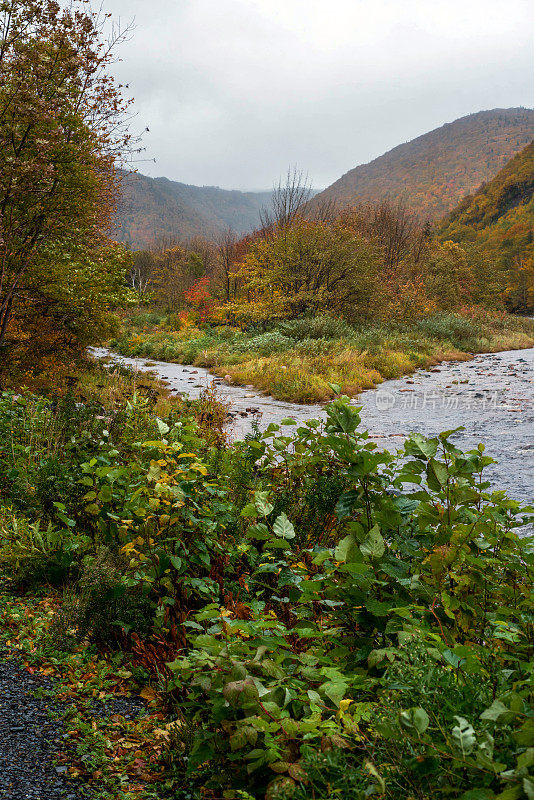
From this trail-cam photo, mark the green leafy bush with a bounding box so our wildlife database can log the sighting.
[156,402,533,799]
[415,312,479,349]
[1,385,532,799]
[0,507,85,586]
[51,549,154,645]
[277,315,355,341]
[238,332,295,355]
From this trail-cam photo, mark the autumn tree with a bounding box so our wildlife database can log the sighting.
[0,0,133,358]
[504,254,534,312]
[184,275,217,324]
[232,218,383,323]
[259,167,313,232]
[217,228,238,302]
[185,236,217,276]
[152,246,205,311]
[341,200,430,273]
[128,250,156,301]
[12,241,131,365]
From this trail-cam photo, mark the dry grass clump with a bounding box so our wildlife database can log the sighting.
[214,351,383,404]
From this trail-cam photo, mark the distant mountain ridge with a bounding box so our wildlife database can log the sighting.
[308,108,534,221]
[114,171,272,249]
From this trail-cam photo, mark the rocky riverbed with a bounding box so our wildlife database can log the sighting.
[91,347,534,503]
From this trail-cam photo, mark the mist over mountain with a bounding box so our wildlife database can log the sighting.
[114,171,272,249]
[114,109,534,250]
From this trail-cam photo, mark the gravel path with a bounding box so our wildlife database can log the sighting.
[0,654,90,799]
[0,652,146,800]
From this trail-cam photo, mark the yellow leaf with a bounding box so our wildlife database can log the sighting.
[139,686,158,702]
[190,464,207,475]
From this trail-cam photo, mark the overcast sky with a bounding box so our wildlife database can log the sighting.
[104,0,534,191]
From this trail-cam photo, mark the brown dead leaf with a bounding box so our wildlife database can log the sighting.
[139,686,158,702]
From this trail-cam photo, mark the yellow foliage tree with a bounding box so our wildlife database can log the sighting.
[229,219,384,324]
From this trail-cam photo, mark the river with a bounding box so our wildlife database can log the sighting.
[91,347,534,504]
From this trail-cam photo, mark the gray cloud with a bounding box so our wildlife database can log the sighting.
[103,0,534,189]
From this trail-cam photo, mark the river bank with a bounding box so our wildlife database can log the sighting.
[92,345,534,503]
[109,310,534,404]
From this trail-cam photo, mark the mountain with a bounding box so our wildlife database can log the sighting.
[113,171,272,249]
[438,139,534,308]
[308,108,534,221]
[439,139,534,243]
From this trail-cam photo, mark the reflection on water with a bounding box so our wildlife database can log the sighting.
[90,347,534,504]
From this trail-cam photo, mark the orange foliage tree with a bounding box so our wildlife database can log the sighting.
[185,276,218,324]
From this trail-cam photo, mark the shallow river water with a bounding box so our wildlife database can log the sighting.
[91,347,534,504]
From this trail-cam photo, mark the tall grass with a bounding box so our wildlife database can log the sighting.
[110,311,534,403]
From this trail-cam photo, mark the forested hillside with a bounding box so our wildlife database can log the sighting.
[114,171,271,248]
[308,108,534,220]
[439,140,534,309]
[440,142,534,311]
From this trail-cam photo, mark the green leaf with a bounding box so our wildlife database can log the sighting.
[254,491,274,517]
[240,503,257,518]
[517,749,534,770]
[229,729,248,751]
[156,418,170,435]
[360,525,385,559]
[523,778,534,800]
[326,400,361,434]
[321,681,347,707]
[480,699,509,722]
[263,686,288,708]
[273,513,295,540]
[57,513,75,528]
[442,649,466,669]
[147,462,161,482]
[98,485,113,503]
[247,523,270,540]
[265,538,291,550]
[335,490,360,520]
[222,679,259,705]
[515,719,534,746]
[307,690,322,706]
[405,433,438,460]
[451,716,476,756]
[368,648,396,668]
[399,707,429,736]
[335,534,358,563]
[496,786,523,800]
[170,555,182,571]
[427,458,449,490]
[280,418,296,425]
[476,731,494,769]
